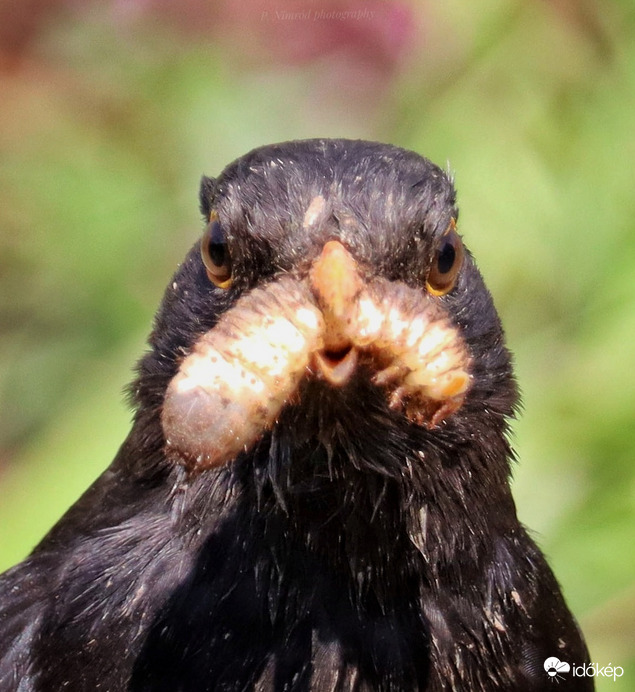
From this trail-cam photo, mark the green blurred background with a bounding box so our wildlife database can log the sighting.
[0,0,633,687]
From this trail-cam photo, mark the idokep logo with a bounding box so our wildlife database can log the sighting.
[544,657,625,683]
[544,658,570,682]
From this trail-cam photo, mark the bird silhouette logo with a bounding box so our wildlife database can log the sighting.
[544,657,571,682]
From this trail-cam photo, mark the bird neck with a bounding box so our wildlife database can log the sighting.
[176,422,519,601]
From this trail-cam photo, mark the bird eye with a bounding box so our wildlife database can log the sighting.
[426,220,464,296]
[201,212,232,288]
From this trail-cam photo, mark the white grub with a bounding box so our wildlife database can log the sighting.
[161,278,323,471]
[343,278,471,412]
[162,270,470,471]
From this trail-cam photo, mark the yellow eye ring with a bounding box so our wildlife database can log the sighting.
[201,211,232,289]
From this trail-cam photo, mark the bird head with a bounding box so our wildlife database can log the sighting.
[133,140,518,501]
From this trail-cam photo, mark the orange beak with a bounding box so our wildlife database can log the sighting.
[310,241,362,385]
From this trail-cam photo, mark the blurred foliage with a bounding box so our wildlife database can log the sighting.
[0,0,633,687]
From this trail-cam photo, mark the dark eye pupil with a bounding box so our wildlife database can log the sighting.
[208,240,226,267]
[208,221,227,267]
[436,241,456,274]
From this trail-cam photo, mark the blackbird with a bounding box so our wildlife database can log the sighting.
[0,139,592,691]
